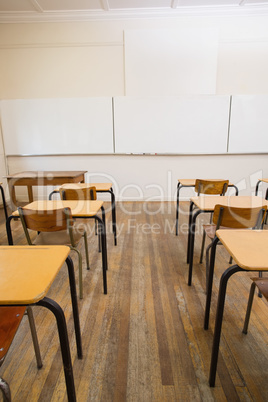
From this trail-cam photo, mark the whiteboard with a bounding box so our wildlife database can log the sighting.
[124,27,218,96]
[114,96,230,154]
[228,95,268,153]
[0,97,114,155]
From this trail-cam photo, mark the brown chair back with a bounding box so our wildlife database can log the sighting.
[195,179,229,195]
[213,204,267,230]
[18,206,72,232]
[59,186,97,201]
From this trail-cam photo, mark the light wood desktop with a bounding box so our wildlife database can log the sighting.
[5,171,87,209]
[6,199,108,294]
[175,179,239,235]
[187,195,268,286]
[50,182,117,246]
[0,245,82,401]
[206,229,268,387]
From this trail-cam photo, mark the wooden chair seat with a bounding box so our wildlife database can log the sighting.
[243,277,268,334]
[0,307,26,364]
[251,277,268,301]
[0,306,42,401]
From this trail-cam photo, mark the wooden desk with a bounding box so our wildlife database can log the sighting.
[175,179,239,235]
[206,230,268,387]
[255,178,268,199]
[6,199,108,294]
[49,182,117,246]
[0,245,82,401]
[187,196,268,286]
[6,171,87,209]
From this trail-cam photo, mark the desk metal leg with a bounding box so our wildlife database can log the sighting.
[187,201,194,264]
[109,189,117,246]
[0,185,8,221]
[6,216,14,245]
[188,209,201,286]
[209,265,244,387]
[96,207,108,294]
[37,297,76,402]
[65,256,82,359]
[175,183,181,236]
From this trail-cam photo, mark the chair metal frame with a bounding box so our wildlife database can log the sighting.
[0,306,42,401]
[18,206,89,299]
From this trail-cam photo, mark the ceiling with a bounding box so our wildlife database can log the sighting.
[1,0,268,22]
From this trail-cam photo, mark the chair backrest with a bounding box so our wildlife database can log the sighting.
[18,206,72,233]
[213,204,267,230]
[195,179,229,195]
[59,186,97,201]
[0,306,26,364]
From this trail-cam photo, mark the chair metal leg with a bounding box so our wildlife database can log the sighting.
[26,307,43,369]
[242,281,256,334]
[71,247,83,299]
[205,241,213,295]
[204,237,219,330]
[258,271,262,298]
[83,232,90,270]
[0,378,11,402]
[199,229,206,264]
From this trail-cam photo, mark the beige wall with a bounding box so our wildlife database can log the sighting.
[0,14,268,201]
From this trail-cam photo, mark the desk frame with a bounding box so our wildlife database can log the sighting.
[49,185,117,247]
[0,184,8,221]
[0,255,82,402]
[255,179,268,199]
[6,171,87,210]
[6,203,108,295]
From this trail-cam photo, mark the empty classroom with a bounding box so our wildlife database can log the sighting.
[0,1,268,401]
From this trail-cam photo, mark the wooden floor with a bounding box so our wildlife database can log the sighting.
[0,201,267,401]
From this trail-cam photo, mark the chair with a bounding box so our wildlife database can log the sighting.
[18,206,89,299]
[203,204,266,292]
[0,306,42,401]
[243,277,268,334]
[59,186,97,201]
[195,179,229,264]
[59,185,101,251]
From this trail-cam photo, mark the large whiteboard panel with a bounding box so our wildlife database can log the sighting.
[0,97,114,155]
[124,27,218,96]
[114,96,230,154]
[228,95,268,153]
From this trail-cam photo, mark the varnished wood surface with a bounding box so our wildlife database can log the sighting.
[0,246,70,304]
[191,195,268,211]
[12,200,104,218]
[56,183,113,192]
[178,179,235,187]
[216,229,268,270]
[0,201,267,401]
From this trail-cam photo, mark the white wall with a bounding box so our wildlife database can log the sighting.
[0,14,268,201]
